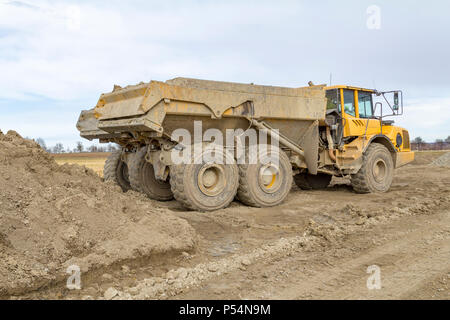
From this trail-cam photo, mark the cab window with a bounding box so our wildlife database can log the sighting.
[358,91,374,118]
[326,89,341,112]
[343,89,356,117]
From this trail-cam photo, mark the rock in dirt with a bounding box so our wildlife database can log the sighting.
[102,274,114,281]
[103,287,118,300]
[241,258,251,266]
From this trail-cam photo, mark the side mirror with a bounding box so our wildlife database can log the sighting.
[393,92,399,111]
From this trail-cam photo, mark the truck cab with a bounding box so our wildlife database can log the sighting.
[322,85,414,173]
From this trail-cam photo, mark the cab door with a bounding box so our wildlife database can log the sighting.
[356,90,381,136]
[341,89,380,137]
[341,88,359,137]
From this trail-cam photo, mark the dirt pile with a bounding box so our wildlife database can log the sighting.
[430,152,450,167]
[0,130,197,296]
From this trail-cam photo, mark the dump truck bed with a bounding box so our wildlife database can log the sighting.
[77,77,327,143]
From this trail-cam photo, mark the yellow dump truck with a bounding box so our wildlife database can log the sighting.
[76,78,414,211]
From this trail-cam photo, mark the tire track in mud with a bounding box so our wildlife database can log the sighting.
[174,206,449,300]
[111,235,315,300]
[269,211,450,299]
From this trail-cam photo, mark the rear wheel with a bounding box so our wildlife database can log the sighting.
[104,150,131,192]
[128,147,173,201]
[237,145,293,207]
[170,144,239,211]
[351,143,394,193]
[294,173,332,190]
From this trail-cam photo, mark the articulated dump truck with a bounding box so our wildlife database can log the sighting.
[76,77,414,211]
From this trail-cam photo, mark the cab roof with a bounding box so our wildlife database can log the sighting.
[325,85,375,93]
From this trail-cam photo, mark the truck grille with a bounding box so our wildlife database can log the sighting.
[402,130,410,149]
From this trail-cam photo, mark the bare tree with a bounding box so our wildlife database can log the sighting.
[76,141,84,153]
[52,143,65,154]
[35,137,48,151]
[413,137,424,151]
[106,144,118,152]
[435,139,444,150]
[445,136,450,144]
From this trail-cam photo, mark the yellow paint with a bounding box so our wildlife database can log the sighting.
[265,174,277,189]
[396,151,415,168]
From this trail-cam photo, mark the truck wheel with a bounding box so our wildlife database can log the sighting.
[351,143,394,193]
[294,173,332,190]
[128,147,173,201]
[170,144,239,211]
[237,145,293,207]
[104,150,131,192]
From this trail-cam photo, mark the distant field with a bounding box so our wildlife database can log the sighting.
[52,152,109,177]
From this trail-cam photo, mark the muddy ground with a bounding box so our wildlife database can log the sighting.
[3,138,450,300]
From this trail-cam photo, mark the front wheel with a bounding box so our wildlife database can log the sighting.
[351,143,394,193]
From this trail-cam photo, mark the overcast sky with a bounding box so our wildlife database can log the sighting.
[0,0,449,148]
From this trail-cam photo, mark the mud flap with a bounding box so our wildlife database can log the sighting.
[301,120,319,175]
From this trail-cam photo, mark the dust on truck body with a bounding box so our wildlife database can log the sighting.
[77,77,414,211]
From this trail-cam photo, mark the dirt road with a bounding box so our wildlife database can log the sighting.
[11,151,447,300]
[176,200,449,300]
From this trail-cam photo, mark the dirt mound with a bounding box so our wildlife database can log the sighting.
[0,130,197,296]
[430,152,450,167]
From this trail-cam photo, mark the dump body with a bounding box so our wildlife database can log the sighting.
[78,77,326,141]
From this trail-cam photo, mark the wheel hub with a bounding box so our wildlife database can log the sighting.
[258,163,282,193]
[198,164,226,197]
[373,159,387,182]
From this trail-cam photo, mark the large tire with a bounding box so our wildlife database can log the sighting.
[351,143,394,193]
[128,147,173,201]
[294,173,332,190]
[237,145,293,207]
[104,150,131,192]
[170,144,239,211]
